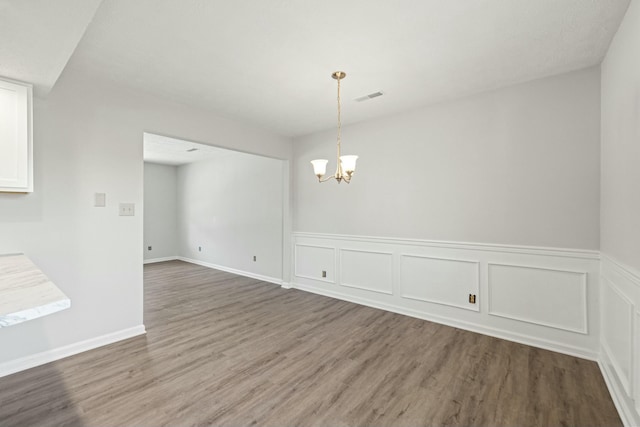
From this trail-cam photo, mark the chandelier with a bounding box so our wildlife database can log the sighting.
[310,71,358,184]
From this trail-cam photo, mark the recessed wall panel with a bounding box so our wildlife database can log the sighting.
[488,263,587,334]
[340,249,393,294]
[601,277,634,395]
[400,255,479,311]
[294,244,335,283]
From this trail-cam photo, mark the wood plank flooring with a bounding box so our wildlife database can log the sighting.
[0,260,622,426]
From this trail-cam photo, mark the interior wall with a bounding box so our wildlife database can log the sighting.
[177,152,284,282]
[598,2,640,425]
[143,162,178,261]
[293,66,601,250]
[0,67,291,366]
[600,1,640,273]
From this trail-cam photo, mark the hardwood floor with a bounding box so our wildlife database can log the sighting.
[0,260,622,426]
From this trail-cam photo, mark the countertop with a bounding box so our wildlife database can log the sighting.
[0,254,70,327]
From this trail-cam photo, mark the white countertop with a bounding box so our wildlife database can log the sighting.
[0,254,70,327]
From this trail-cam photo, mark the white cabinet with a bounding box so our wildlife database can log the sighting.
[0,78,33,193]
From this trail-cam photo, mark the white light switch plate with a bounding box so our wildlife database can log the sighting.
[94,193,106,207]
[119,203,135,216]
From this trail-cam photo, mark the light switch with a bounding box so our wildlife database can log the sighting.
[94,193,106,207]
[119,203,135,216]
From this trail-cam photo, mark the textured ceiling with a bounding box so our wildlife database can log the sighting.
[0,0,103,96]
[57,1,632,135]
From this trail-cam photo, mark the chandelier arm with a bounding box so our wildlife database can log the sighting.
[319,174,336,183]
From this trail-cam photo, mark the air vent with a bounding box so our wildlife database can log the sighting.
[355,91,384,102]
[186,148,199,152]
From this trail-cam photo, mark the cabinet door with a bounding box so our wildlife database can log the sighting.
[0,79,32,192]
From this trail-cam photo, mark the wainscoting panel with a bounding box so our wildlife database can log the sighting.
[598,255,640,426]
[400,255,479,311]
[488,263,588,334]
[292,232,600,361]
[294,244,335,283]
[340,249,393,294]
[601,276,634,395]
[636,310,640,416]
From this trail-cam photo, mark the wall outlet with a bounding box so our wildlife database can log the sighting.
[147,246,152,251]
[469,294,476,304]
[322,270,327,278]
[198,246,202,252]
[119,203,135,216]
[253,255,256,261]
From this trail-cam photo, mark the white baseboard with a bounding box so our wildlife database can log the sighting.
[143,256,178,264]
[599,346,640,427]
[0,325,146,378]
[281,282,292,289]
[291,281,598,361]
[178,257,283,286]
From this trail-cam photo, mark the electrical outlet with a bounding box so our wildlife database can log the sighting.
[253,256,257,262]
[119,203,135,216]
[322,270,327,278]
[469,294,476,304]
[198,246,202,252]
[147,246,152,251]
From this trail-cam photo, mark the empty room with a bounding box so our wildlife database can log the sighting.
[0,1,638,426]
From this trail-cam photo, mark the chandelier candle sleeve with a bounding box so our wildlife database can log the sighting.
[310,71,358,184]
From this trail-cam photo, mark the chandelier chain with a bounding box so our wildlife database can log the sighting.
[336,75,342,160]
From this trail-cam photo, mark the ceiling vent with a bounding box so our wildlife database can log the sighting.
[354,91,384,102]
[186,148,199,152]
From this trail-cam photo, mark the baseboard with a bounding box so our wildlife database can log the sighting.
[599,346,640,427]
[143,256,178,264]
[281,282,292,289]
[178,257,283,286]
[290,281,598,361]
[0,325,146,378]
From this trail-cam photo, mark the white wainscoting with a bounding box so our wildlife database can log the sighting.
[400,254,479,312]
[488,263,588,334]
[291,232,600,360]
[340,249,393,295]
[294,244,335,283]
[599,254,640,427]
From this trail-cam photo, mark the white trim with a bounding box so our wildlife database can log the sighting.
[339,248,394,295]
[599,348,640,427]
[399,253,480,312]
[143,256,178,264]
[178,257,283,286]
[487,262,589,334]
[281,282,292,289]
[602,254,640,287]
[0,325,146,378]
[290,281,598,361]
[293,232,600,260]
[601,275,635,396]
[293,243,336,283]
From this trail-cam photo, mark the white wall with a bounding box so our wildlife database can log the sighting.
[293,66,601,250]
[177,152,284,282]
[0,67,291,369]
[599,2,640,425]
[143,162,178,261]
[601,2,640,273]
